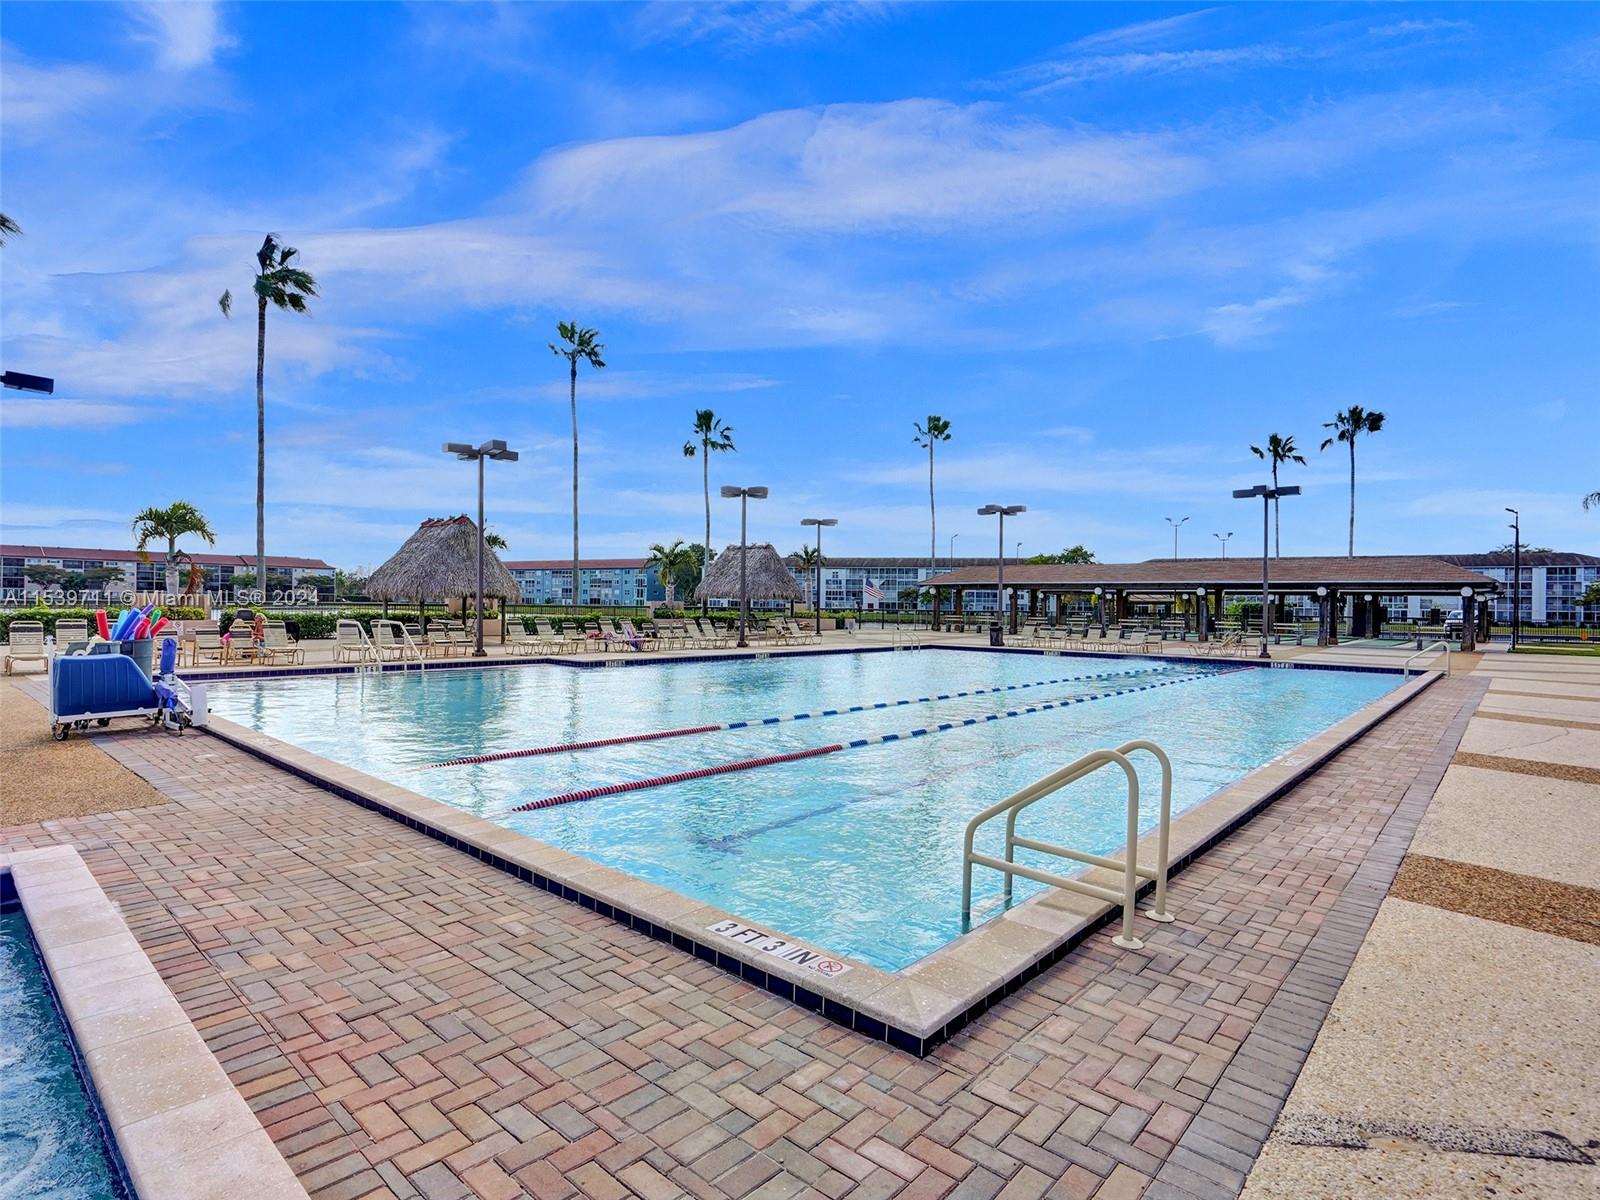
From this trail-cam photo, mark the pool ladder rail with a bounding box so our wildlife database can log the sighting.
[1404,640,1451,677]
[372,619,426,672]
[890,625,920,652]
[961,739,1174,950]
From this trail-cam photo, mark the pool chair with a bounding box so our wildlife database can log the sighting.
[532,617,571,653]
[692,617,729,649]
[333,620,373,663]
[260,621,304,666]
[4,621,47,675]
[504,621,543,655]
[423,627,458,658]
[371,620,406,661]
[785,617,820,644]
[615,619,653,650]
[53,619,91,653]
[190,628,225,666]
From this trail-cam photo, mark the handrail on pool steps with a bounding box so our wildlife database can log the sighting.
[1404,640,1451,677]
[961,739,1174,950]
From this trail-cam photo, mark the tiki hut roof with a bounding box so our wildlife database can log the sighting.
[695,543,805,602]
[366,516,521,602]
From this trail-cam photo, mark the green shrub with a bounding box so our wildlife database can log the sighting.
[0,606,207,641]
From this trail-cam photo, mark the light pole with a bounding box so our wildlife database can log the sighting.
[1505,507,1520,649]
[444,439,519,656]
[1232,485,1299,659]
[977,504,1025,644]
[1165,516,1190,559]
[721,485,768,647]
[949,532,958,570]
[1214,531,1233,558]
[801,517,837,640]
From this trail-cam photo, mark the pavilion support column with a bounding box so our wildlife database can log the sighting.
[1028,589,1038,617]
[1460,591,1476,652]
[1328,590,1342,645]
[1197,590,1210,642]
[953,588,964,624]
[1009,591,1019,635]
[931,588,941,632]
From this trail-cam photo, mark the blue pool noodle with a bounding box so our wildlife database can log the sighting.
[110,608,135,640]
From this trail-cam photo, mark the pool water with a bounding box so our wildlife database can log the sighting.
[210,650,1400,970]
[0,908,129,1200]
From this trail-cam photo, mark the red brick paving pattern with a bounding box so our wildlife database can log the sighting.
[3,677,1479,1200]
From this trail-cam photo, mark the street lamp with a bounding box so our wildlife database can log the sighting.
[949,532,959,570]
[977,504,1025,644]
[444,439,519,656]
[1165,515,1190,559]
[1505,507,1520,650]
[1214,531,1233,558]
[721,485,768,647]
[800,517,837,640]
[1232,485,1300,659]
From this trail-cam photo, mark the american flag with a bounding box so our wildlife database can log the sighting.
[862,578,883,605]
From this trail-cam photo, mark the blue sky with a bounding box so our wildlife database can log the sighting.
[2,2,1597,571]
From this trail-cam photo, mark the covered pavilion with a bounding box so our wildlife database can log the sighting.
[923,555,1499,647]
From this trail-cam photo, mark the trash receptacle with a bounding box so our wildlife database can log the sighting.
[989,621,1004,647]
[119,638,155,679]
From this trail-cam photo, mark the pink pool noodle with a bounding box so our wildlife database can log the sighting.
[96,611,111,640]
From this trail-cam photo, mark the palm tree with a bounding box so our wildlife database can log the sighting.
[549,322,606,607]
[682,409,736,613]
[0,213,21,245]
[1321,407,1386,556]
[484,531,508,551]
[1249,433,1307,557]
[1584,491,1600,511]
[913,416,952,580]
[219,235,318,597]
[132,501,216,597]
[644,540,695,605]
[794,545,822,611]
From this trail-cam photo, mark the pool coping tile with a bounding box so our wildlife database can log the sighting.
[3,845,311,1200]
[196,653,1440,1055]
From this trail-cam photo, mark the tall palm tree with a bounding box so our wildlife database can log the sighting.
[1249,433,1307,557]
[1583,491,1600,511]
[1321,406,1387,556]
[132,501,216,597]
[682,409,736,613]
[644,539,696,605]
[484,531,508,551]
[549,322,606,607]
[219,235,318,597]
[913,416,952,580]
[0,213,21,245]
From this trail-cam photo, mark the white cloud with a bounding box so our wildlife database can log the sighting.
[0,398,142,428]
[126,1,235,70]
[634,1,893,50]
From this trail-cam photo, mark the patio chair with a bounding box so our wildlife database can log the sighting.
[4,621,47,675]
[53,619,90,652]
[504,620,543,655]
[192,628,226,666]
[371,621,405,661]
[333,620,372,663]
[261,621,304,666]
[616,619,653,650]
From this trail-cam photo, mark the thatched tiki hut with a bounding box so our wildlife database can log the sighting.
[695,543,803,642]
[366,516,521,637]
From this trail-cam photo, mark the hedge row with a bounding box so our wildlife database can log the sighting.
[0,606,210,641]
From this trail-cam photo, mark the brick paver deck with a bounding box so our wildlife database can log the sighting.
[2,676,1480,1200]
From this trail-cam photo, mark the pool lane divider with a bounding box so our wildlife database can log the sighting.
[510,664,1254,813]
[423,662,1194,771]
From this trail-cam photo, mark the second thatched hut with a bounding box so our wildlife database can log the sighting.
[694,543,804,606]
[366,516,521,628]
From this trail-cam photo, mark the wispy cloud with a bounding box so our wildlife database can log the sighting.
[634,1,893,50]
[125,1,235,70]
[0,398,143,428]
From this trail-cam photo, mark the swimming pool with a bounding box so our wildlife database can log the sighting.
[209,649,1402,971]
[0,908,129,1200]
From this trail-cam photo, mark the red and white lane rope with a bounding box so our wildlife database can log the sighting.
[508,665,1251,813]
[423,662,1191,770]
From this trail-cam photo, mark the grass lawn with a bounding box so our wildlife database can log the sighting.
[1511,644,1600,657]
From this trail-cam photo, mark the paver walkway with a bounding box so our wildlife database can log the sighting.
[1242,650,1600,1199]
[3,676,1480,1200]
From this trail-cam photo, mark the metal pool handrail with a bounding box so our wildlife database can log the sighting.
[1404,640,1451,676]
[373,619,424,671]
[961,739,1175,950]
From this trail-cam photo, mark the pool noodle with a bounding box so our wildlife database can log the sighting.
[96,610,111,640]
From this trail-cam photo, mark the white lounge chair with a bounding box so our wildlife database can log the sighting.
[4,621,47,675]
[333,619,371,663]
